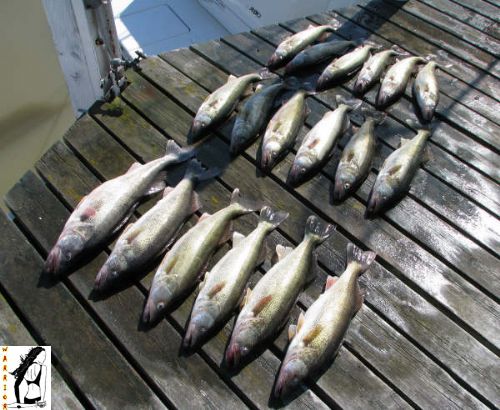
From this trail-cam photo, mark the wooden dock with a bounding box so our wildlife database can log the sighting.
[1,1,498,408]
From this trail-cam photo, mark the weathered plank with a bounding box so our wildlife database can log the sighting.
[121,65,497,406]
[449,0,500,23]
[417,0,500,39]
[0,206,165,409]
[0,293,85,410]
[396,0,500,55]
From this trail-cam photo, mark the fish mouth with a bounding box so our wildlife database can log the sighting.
[315,74,329,91]
[274,360,306,399]
[44,246,62,275]
[267,54,284,69]
[260,149,277,172]
[94,264,119,293]
[225,341,249,369]
[188,120,206,143]
[142,295,168,325]
[353,78,369,95]
[287,164,308,187]
[332,179,348,203]
[365,191,380,219]
[419,104,435,122]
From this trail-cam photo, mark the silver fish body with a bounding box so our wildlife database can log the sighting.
[413,62,439,122]
[44,141,193,275]
[353,50,397,95]
[261,90,308,171]
[225,216,335,368]
[275,243,376,398]
[376,56,425,108]
[288,104,352,186]
[365,129,431,218]
[267,25,337,69]
[183,207,289,349]
[230,82,285,154]
[333,118,376,202]
[316,45,373,91]
[94,160,216,292]
[284,40,355,74]
[189,73,261,142]
[142,189,260,323]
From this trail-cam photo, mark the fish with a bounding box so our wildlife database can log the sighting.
[225,216,335,368]
[284,40,355,74]
[287,100,360,187]
[44,141,194,275]
[183,206,289,349]
[94,160,219,292]
[274,243,376,398]
[332,117,377,202]
[376,56,425,108]
[188,73,262,143]
[353,49,398,95]
[316,45,374,91]
[413,61,439,122]
[365,129,431,218]
[142,188,261,324]
[267,24,338,69]
[260,90,309,172]
[230,81,286,155]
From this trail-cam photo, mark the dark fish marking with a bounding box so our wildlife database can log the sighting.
[208,281,226,298]
[307,138,320,149]
[325,276,338,290]
[80,207,96,221]
[303,324,323,345]
[388,164,402,176]
[252,294,273,316]
[346,151,354,162]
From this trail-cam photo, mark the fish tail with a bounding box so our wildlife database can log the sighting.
[304,215,336,245]
[361,106,386,125]
[335,95,363,111]
[165,140,196,162]
[230,188,262,214]
[185,159,220,183]
[346,243,376,275]
[258,67,279,80]
[258,206,289,230]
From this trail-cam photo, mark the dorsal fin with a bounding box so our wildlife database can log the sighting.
[398,138,410,148]
[275,244,293,262]
[126,162,142,173]
[288,324,297,341]
[388,164,402,176]
[228,74,237,82]
[302,324,322,346]
[325,276,338,291]
[240,287,252,310]
[146,171,167,195]
[252,295,272,316]
[297,311,305,333]
[191,191,201,213]
[232,231,245,247]
[162,186,175,198]
[198,212,211,223]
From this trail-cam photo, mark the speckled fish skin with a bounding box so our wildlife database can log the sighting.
[94,160,217,292]
[287,104,352,187]
[230,82,286,154]
[333,118,376,202]
[376,56,425,108]
[413,61,439,122]
[267,25,337,69]
[365,129,431,218]
[188,73,262,142]
[44,141,193,275]
[284,40,355,74]
[274,243,376,398]
[183,207,289,349]
[316,45,374,91]
[261,90,308,172]
[353,49,397,95]
[225,216,335,368]
[142,189,260,324]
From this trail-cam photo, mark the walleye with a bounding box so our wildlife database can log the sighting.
[44,141,193,275]
[188,73,262,143]
[353,49,398,95]
[284,40,355,74]
[287,101,359,187]
[275,243,376,398]
[261,90,309,172]
[267,24,338,69]
[413,61,439,122]
[183,207,289,349]
[316,45,374,91]
[365,129,431,218]
[225,216,335,368]
[230,81,286,155]
[94,160,218,292]
[142,189,260,324]
[332,117,377,202]
[376,56,425,108]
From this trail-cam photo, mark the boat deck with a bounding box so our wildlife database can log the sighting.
[1,0,499,408]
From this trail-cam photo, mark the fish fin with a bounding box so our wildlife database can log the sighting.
[325,275,338,291]
[126,162,142,173]
[304,103,311,118]
[274,244,294,263]
[162,186,175,198]
[207,281,226,299]
[307,253,319,284]
[354,289,365,314]
[252,295,273,316]
[146,171,168,195]
[240,287,252,310]
[258,67,277,80]
[185,159,220,183]
[346,243,376,274]
[218,221,234,245]
[232,231,245,247]
[228,74,238,82]
[255,83,265,93]
[335,95,363,111]
[297,311,305,333]
[191,191,202,213]
[230,188,261,213]
[398,138,411,148]
[259,206,289,229]
[165,140,195,162]
[388,164,402,176]
[111,203,138,236]
[288,324,297,341]
[197,260,211,281]
[304,215,336,245]
[79,206,97,222]
[422,146,433,164]
[256,241,268,266]
[197,212,211,223]
[303,324,323,346]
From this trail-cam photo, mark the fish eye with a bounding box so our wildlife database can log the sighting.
[64,251,72,261]
[382,195,388,201]
[300,167,306,174]
[344,182,350,189]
